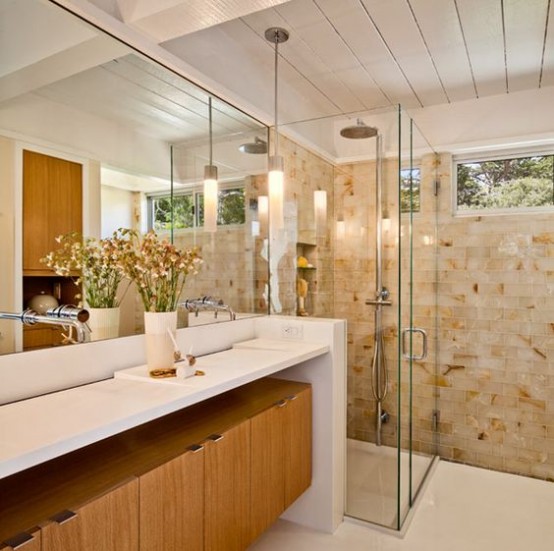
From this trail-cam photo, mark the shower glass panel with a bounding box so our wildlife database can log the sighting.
[277,105,437,531]
[397,110,440,528]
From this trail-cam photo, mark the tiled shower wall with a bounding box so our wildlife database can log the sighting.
[435,153,554,480]
[339,150,554,480]
[337,154,439,454]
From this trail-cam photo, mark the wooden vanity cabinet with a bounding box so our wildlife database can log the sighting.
[204,421,252,551]
[139,446,204,551]
[250,386,312,542]
[0,379,312,551]
[40,479,138,551]
[283,387,312,507]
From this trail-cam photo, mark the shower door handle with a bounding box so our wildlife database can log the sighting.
[401,327,427,361]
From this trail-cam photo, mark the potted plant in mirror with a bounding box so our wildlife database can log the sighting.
[115,229,202,376]
[41,231,130,342]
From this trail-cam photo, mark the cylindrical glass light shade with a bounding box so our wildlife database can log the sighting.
[269,155,284,231]
[203,164,218,233]
[314,189,327,233]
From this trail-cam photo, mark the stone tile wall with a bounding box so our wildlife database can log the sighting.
[435,153,554,480]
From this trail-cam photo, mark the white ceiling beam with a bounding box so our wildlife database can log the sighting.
[0,36,129,104]
[120,0,291,43]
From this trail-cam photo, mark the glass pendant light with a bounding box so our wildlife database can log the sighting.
[265,27,289,232]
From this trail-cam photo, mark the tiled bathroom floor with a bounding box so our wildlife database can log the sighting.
[249,460,554,550]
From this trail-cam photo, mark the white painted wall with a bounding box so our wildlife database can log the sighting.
[101,185,135,237]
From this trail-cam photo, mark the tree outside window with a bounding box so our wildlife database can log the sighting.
[457,155,554,211]
[150,186,245,231]
[400,168,421,213]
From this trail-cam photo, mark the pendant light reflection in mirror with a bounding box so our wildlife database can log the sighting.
[204,96,218,233]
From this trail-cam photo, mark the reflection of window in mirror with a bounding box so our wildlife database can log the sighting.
[148,182,246,231]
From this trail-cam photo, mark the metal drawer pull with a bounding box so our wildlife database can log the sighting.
[187,444,204,453]
[2,532,35,550]
[276,399,287,408]
[51,509,78,524]
[207,433,224,442]
[284,394,298,401]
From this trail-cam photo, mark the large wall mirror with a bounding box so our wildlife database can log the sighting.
[0,0,270,355]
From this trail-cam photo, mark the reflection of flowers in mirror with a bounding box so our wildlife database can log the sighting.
[115,229,203,313]
[41,231,131,309]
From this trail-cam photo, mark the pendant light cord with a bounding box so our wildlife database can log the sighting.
[208,96,213,165]
[274,33,279,158]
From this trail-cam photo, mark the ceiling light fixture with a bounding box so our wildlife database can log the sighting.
[265,26,289,232]
[204,96,218,233]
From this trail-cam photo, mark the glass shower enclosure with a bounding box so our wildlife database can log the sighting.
[281,105,439,531]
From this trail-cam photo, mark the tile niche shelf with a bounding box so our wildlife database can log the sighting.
[296,242,317,317]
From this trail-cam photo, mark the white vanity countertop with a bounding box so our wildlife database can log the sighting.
[0,338,328,479]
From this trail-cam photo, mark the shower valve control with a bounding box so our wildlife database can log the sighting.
[365,287,392,307]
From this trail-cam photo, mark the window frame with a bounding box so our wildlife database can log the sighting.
[453,147,554,217]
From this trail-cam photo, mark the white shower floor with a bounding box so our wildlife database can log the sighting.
[346,438,432,527]
[248,460,554,551]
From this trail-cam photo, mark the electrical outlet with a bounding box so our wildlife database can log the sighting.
[281,322,304,340]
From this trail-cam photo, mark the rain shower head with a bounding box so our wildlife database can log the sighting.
[340,119,378,139]
[238,137,268,154]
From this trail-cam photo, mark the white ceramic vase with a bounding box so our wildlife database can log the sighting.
[144,311,177,372]
[87,307,120,342]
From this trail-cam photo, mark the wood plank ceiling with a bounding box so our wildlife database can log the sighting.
[153,0,554,125]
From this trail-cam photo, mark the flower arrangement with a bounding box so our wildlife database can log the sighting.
[115,229,202,312]
[42,232,130,309]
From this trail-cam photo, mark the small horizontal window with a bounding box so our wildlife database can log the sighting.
[456,154,554,212]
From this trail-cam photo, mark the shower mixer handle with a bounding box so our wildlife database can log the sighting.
[365,298,392,306]
[366,286,392,307]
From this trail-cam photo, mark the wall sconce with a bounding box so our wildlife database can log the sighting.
[314,189,327,235]
[203,96,218,233]
[265,27,289,233]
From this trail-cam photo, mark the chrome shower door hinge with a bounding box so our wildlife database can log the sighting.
[432,409,440,432]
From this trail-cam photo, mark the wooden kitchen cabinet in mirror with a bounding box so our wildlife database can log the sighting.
[23,150,82,274]
[22,150,82,350]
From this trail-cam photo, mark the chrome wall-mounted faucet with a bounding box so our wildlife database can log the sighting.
[0,305,91,343]
[179,296,236,321]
